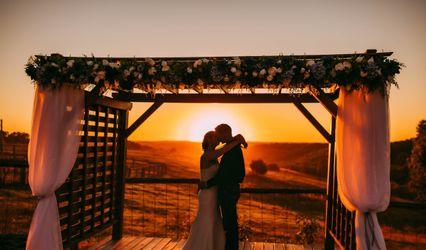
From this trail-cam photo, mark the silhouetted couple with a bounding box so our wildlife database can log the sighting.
[183,124,247,250]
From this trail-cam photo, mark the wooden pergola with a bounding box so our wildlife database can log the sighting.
[25,50,401,249]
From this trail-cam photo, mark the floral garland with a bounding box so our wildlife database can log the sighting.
[25,53,402,94]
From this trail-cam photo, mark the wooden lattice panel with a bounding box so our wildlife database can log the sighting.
[56,99,127,248]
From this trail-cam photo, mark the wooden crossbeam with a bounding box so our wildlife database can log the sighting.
[307,86,338,117]
[115,92,339,103]
[293,100,332,143]
[125,102,163,137]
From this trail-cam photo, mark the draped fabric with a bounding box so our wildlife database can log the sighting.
[336,87,390,250]
[26,85,84,250]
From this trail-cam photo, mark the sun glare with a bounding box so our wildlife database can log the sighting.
[181,107,251,142]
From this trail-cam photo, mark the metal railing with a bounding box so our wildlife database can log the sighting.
[124,177,327,244]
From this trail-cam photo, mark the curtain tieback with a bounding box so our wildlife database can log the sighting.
[364,212,379,250]
[37,193,54,200]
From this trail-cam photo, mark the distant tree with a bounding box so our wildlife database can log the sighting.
[5,132,29,144]
[250,159,268,175]
[267,163,280,172]
[408,120,426,201]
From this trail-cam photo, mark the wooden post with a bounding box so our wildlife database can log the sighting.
[112,109,129,240]
[324,117,336,249]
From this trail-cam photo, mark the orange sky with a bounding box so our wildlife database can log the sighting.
[0,1,425,142]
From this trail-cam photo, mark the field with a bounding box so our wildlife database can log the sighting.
[1,141,425,249]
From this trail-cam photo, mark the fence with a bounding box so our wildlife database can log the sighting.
[1,175,425,249]
[124,178,327,244]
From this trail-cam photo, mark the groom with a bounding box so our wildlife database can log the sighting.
[203,124,246,250]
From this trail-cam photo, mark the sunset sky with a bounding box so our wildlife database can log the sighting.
[0,0,425,142]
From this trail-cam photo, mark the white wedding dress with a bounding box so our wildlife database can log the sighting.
[183,163,226,250]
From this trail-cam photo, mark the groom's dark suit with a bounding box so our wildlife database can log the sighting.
[207,145,245,250]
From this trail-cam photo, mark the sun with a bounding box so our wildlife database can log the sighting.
[180,106,252,142]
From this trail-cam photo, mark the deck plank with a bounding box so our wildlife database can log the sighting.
[132,237,155,249]
[88,236,308,250]
[252,242,263,250]
[162,239,180,250]
[273,242,285,250]
[142,238,164,249]
[112,236,136,249]
[264,242,274,250]
[173,239,187,250]
[153,238,173,250]
[122,237,145,249]
[87,237,112,250]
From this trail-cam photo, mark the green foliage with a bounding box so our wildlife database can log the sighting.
[408,120,426,201]
[294,215,321,247]
[25,53,403,94]
[1,131,29,144]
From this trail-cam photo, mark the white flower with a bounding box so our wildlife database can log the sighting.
[93,64,99,70]
[187,67,193,74]
[51,63,59,68]
[137,73,143,80]
[193,59,202,68]
[161,65,170,72]
[202,58,209,64]
[355,56,364,63]
[259,69,266,76]
[161,61,168,67]
[300,67,306,74]
[124,69,130,77]
[306,60,315,67]
[230,67,237,73]
[334,63,344,71]
[343,61,352,69]
[233,57,241,66]
[368,57,375,65]
[66,60,75,68]
[148,67,157,75]
[147,58,155,66]
[109,62,119,69]
[268,67,277,76]
[87,61,93,66]
[69,74,75,81]
[276,67,283,74]
[102,59,109,66]
[252,71,258,77]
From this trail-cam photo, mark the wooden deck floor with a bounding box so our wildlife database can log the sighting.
[87,236,308,250]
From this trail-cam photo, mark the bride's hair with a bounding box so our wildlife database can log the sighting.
[202,131,216,150]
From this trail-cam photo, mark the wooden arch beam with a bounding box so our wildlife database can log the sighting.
[125,102,163,137]
[307,86,338,118]
[293,100,332,143]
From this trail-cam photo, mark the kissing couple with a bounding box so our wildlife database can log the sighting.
[183,124,248,250]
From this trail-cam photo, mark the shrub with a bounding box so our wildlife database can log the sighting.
[250,159,268,175]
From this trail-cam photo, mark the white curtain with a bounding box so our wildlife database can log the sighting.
[26,85,85,250]
[336,87,390,250]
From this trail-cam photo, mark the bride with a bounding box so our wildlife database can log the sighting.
[183,131,247,250]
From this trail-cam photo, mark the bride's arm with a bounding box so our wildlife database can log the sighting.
[203,134,247,161]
